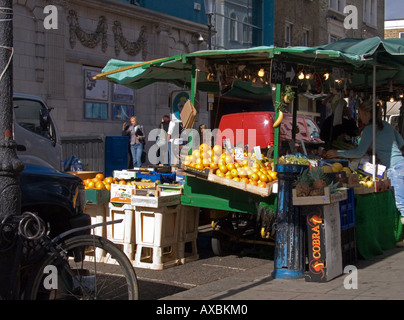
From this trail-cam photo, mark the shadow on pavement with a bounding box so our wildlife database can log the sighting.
[138,279,188,300]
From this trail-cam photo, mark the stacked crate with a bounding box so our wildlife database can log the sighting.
[107,202,137,261]
[134,203,181,270]
[339,188,357,267]
[84,189,110,237]
[177,205,200,264]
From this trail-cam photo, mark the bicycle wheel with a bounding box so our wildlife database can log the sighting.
[25,235,139,300]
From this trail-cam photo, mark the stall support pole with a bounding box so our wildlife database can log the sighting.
[372,65,376,181]
[273,84,281,164]
[272,164,308,279]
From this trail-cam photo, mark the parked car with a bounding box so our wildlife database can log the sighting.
[216,111,323,155]
[20,162,90,238]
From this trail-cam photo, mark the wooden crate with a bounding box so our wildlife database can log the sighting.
[292,187,347,206]
[353,184,374,195]
[68,171,100,180]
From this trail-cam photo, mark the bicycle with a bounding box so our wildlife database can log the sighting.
[0,211,139,300]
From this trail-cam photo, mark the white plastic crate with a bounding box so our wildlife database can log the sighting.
[135,205,180,247]
[177,205,199,264]
[134,243,180,270]
[107,203,136,244]
[178,205,200,242]
[114,242,136,261]
[83,203,108,237]
[178,239,199,264]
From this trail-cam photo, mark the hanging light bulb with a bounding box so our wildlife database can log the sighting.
[323,73,330,80]
[258,68,265,78]
[390,97,395,103]
[298,71,305,80]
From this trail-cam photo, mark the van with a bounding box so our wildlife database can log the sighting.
[216,111,323,154]
[13,93,62,170]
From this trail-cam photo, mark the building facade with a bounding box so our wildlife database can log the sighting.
[13,0,209,151]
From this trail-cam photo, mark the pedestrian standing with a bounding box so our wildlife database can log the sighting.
[122,116,145,168]
[156,115,170,164]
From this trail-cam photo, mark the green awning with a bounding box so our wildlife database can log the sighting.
[95,37,404,95]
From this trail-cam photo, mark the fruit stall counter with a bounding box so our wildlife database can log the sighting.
[181,175,277,214]
[181,175,278,255]
[355,189,402,260]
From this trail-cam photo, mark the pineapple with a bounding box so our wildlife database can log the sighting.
[294,168,313,197]
[309,167,327,195]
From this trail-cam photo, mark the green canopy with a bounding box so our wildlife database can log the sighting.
[95,37,404,96]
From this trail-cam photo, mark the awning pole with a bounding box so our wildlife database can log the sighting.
[274,84,281,164]
[189,64,198,154]
[372,65,376,181]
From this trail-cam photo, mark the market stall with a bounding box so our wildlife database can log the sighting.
[93,37,404,278]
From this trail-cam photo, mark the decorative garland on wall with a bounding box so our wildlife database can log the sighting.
[112,22,148,60]
[67,10,108,52]
[67,9,148,59]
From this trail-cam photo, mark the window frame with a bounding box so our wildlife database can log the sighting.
[82,66,135,121]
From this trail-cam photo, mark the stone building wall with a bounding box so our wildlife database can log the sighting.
[12,0,208,143]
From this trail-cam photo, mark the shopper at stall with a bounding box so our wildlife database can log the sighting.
[156,115,170,164]
[167,119,184,166]
[325,100,404,223]
[320,105,360,148]
[122,116,145,168]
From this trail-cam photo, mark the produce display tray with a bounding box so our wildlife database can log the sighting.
[292,187,347,205]
[182,165,211,178]
[207,172,274,197]
[182,165,275,197]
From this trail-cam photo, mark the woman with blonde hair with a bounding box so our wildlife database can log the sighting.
[326,100,404,222]
[122,116,145,168]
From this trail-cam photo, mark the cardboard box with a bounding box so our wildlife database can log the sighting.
[110,184,135,203]
[302,202,343,282]
[131,194,181,208]
[180,100,197,129]
[357,158,386,178]
[113,170,137,180]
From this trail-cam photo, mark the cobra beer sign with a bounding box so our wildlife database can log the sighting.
[306,208,326,281]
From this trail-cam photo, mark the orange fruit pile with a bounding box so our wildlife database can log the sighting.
[184,144,277,188]
[83,173,117,191]
[83,174,155,190]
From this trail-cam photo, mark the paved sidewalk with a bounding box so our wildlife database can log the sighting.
[161,245,404,300]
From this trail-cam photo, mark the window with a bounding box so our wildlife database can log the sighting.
[329,0,345,12]
[230,12,239,41]
[400,32,404,39]
[285,23,292,46]
[363,0,377,26]
[83,67,135,120]
[302,30,309,46]
[329,35,339,43]
[243,16,252,45]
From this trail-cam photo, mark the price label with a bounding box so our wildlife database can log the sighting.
[253,146,262,160]
[234,147,244,161]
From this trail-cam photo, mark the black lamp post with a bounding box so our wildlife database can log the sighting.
[0,0,24,299]
[204,0,216,50]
